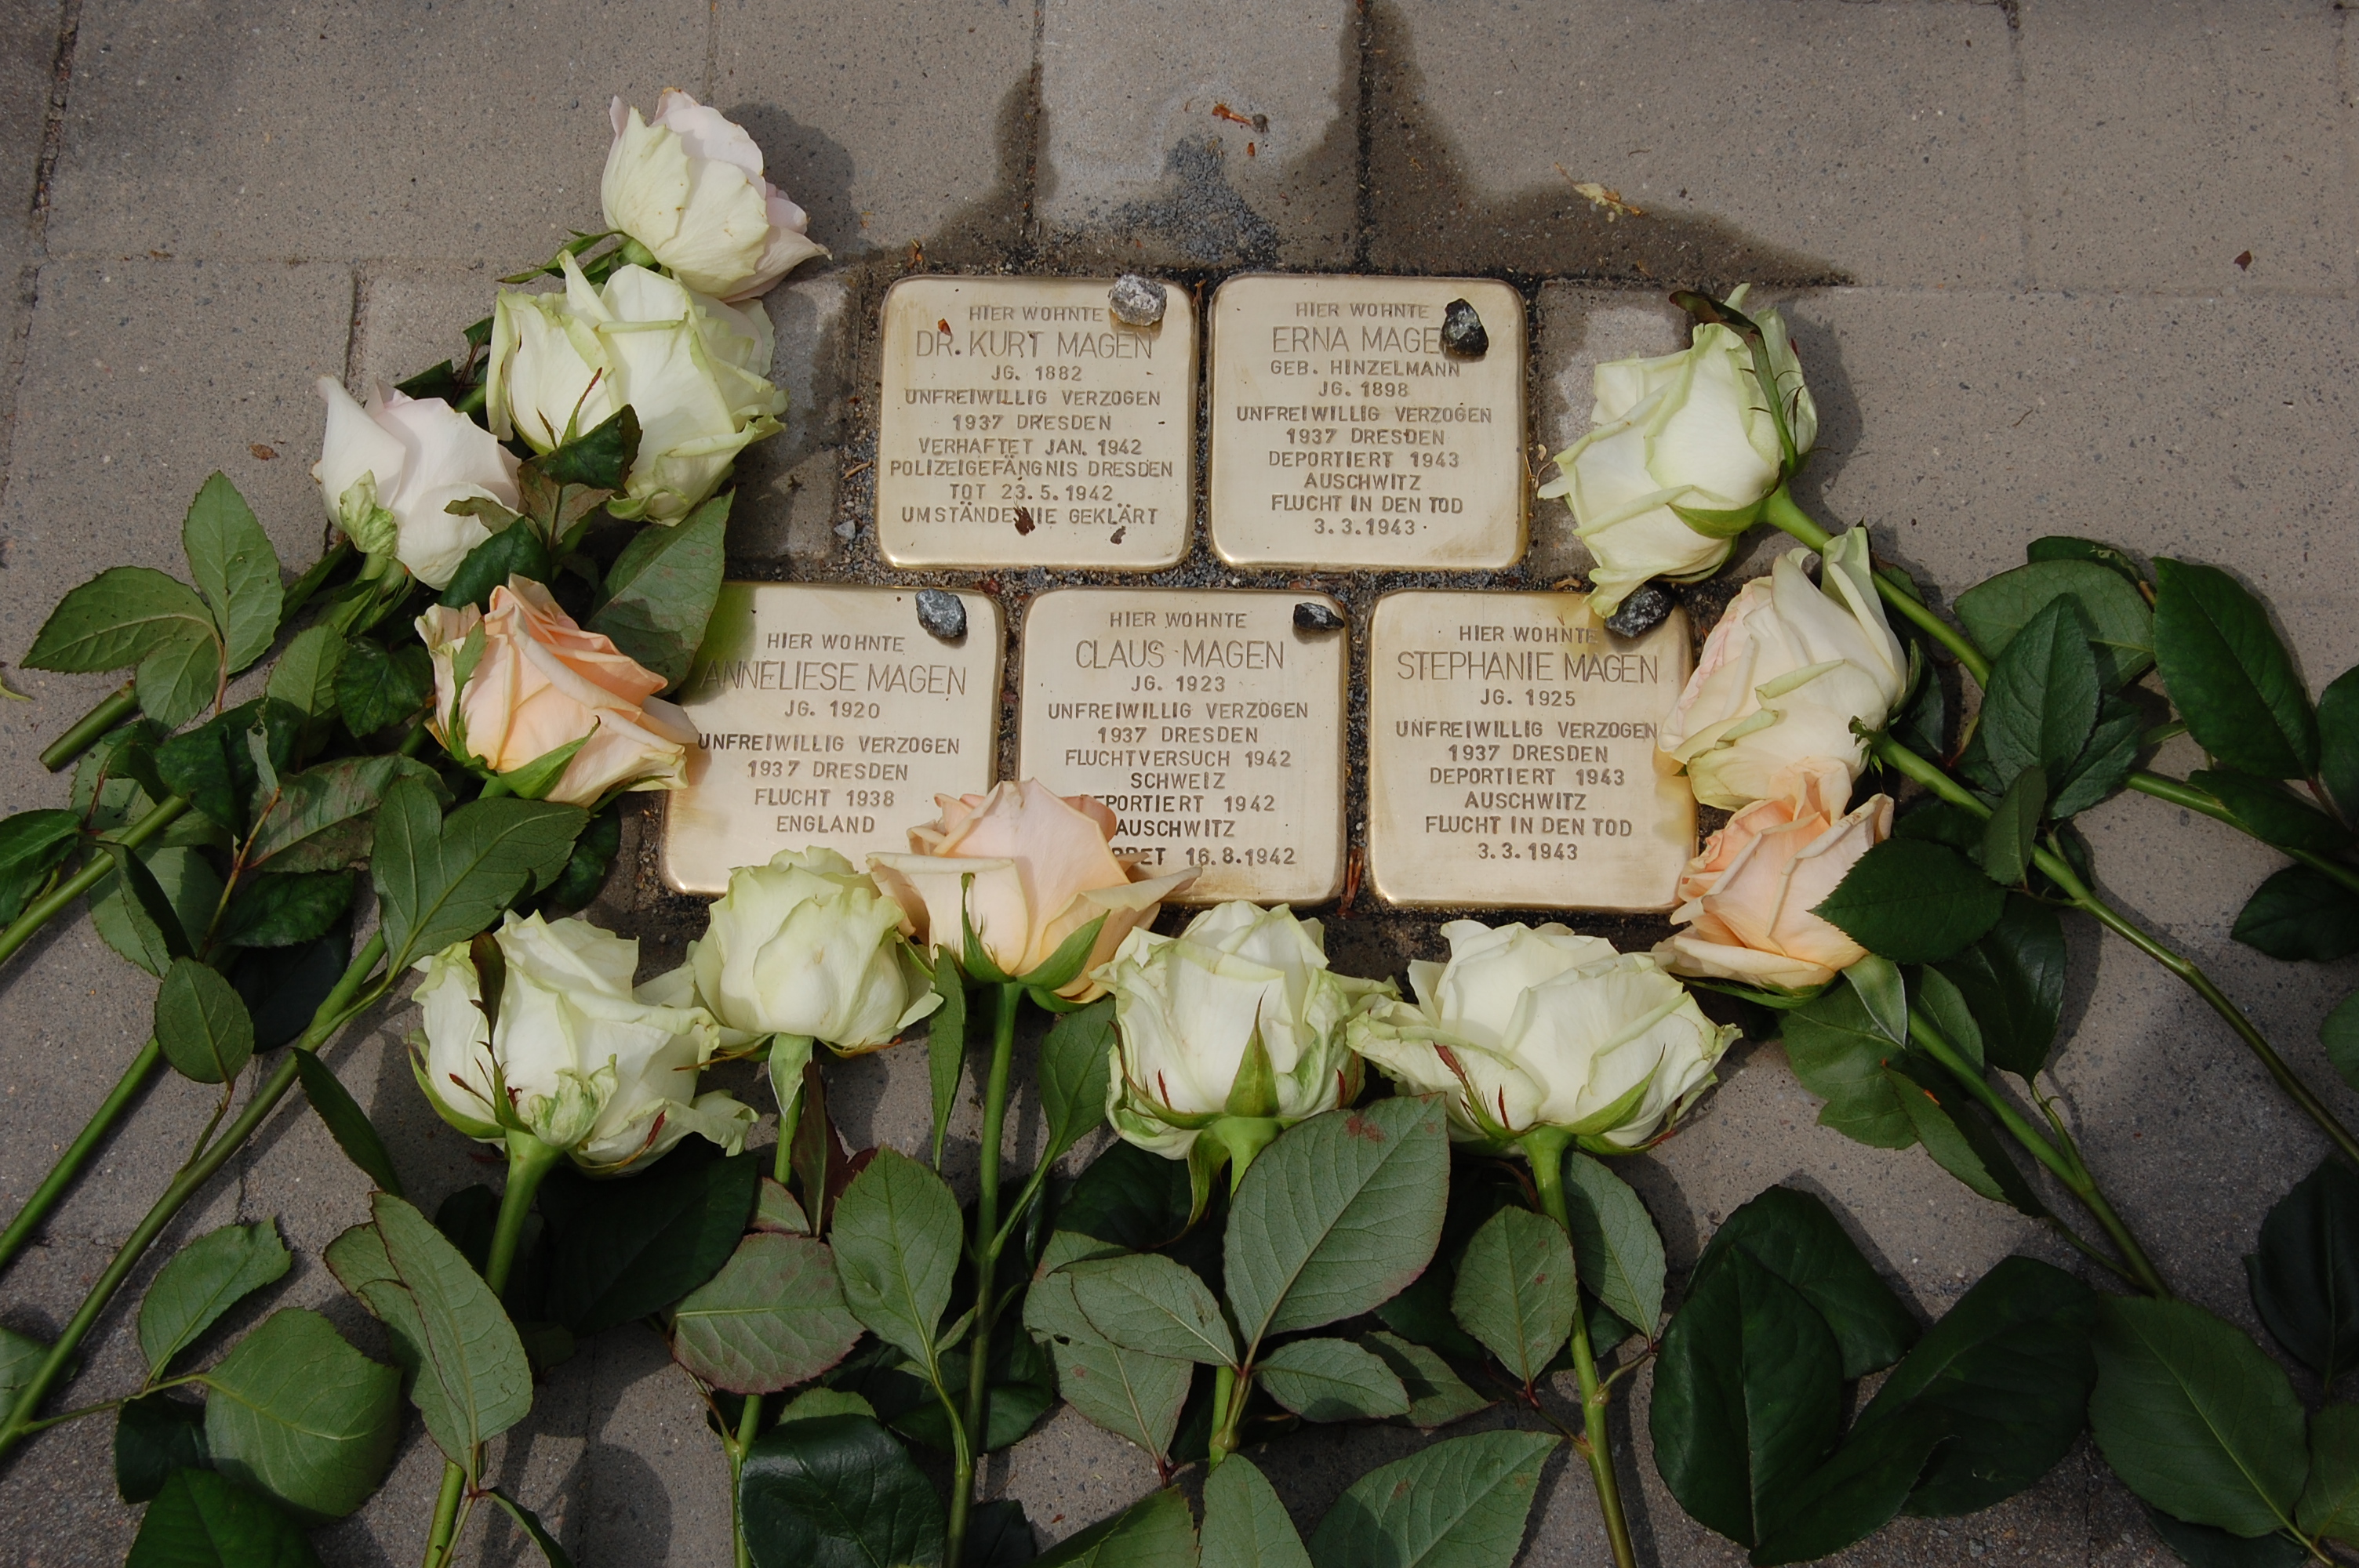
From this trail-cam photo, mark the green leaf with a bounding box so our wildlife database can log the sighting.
[1057,1138,1194,1253]
[1204,1455,1314,1568]
[25,565,214,673]
[1040,996,1116,1171]
[370,779,586,968]
[485,1487,578,1568]
[739,1411,946,1568]
[2026,535,2146,585]
[1781,983,1915,1149]
[1023,1268,1192,1465]
[2319,665,2359,822]
[493,734,591,800]
[218,870,354,949]
[1813,839,2004,965]
[0,808,81,925]
[923,953,965,1167]
[540,403,642,492]
[197,1308,400,1523]
[2049,695,2144,818]
[1936,894,2065,1079]
[0,1324,46,1427]
[95,840,205,976]
[265,624,345,748]
[139,1220,291,1375]
[1652,1247,1845,1548]
[2299,1405,2359,1544]
[1692,1185,1919,1379]
[234,926,353,1051]
[2191,770,2352,857]
[1035,1489,1197,1568]
[437,524,554,612]
[2248,1156,2359,1385]
[1363,1331,1492,1429]
[1975,597,2102,789]
[2090,1296,2309,1537]
[1226,1097,1449,1352]
[1306,1428,1558,1568]
[1981,768,2045,884]
[335,638,434,737]
[2234,865,2359,963]
[1957,557,2154,688]
[293,1050,404,1196]
[831,1147,963,1369]
[2324,992,2359,1096]
[1258,1337,1409,1421]
[1747,1406,1950,1566]
[114,1392,210,1504]
[1885,1066,2016,1203]
[672,1232,863,1395]
[155,958,256,1085]
[331,1194,533,1473]
[251,754,443,874]
[1450,1207,1576,1387]
[587,492,728,688]
[183,472,283,671]
[1912,967,1986,1072]
[1065,1250,1237,1365]
[971,1501,1038,1568]
[539,797,622,909]
[2154,558,2318,780]
[539,1148,759,1334]
[1561,1151,1665,1334]
[126,1467,322,1568]
[136,618,225,728]
[1854,1254,2097,1516]
[2147,1511,2308,1568]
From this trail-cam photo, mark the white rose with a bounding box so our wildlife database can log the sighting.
[486,253,785,522]
[1538,285,1817,615]
[685,847,942,1052]
[1097,902,1395,1161]
[410,911,754,1172]
[1347,920,1737,1150]
[1661,527,1908,810]
[311,378,522,590]
[602,90,827,301]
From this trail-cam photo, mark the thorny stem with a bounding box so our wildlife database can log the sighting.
[948,983,1021,1568]
[1872,731,2359,1168]
[1521,1127,1638,1568]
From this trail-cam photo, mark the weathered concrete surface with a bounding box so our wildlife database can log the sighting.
[1,2,2356,1565]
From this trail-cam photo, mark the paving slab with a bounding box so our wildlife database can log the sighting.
[1037,0,1359,269]
[2019,0,2355,295]
[712,0,1038,265]
[42,0,707,266]
[1365,0,2021,287]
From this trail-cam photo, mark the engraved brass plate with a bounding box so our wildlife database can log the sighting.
[661,583,1003,895]
[877,275,1197,571]
[1366,591,1693,912]
[1018,588,1347,906]
[1208,275,1526,572]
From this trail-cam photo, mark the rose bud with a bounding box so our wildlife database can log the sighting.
[311,377,521,590]
[602,90,827,302]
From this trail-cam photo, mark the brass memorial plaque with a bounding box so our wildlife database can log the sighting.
[878,276,1197,571]
[1366,591,1694,912]
[1019,589,1348,906]
[661,584,1003,895]
[1208,275,1526,572]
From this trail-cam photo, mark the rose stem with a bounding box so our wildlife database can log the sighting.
[948,981,1022,1568]
[1520,1127,1638,1568]
[1204,1131,1280,1468]
[0,794,191,970]
[37,682,137,772]
[729,1393,762,1568]
[1902,1003,2170,1297]
[1872,731,2359,1167]
[420,1131,562,1568]
[0,929,390,1465]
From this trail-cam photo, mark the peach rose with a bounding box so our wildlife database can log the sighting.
[416,576,699,807]
[870,780,1196,1000]
[1653,760,1893,993]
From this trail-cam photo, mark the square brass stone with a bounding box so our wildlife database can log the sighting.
[1019,588,1347,906]
[660,584,1004,895]
[877,275,1197,571]
[1366,591,1695,912]
[1208,275,1526,572]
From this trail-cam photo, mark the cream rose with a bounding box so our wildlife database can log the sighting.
[685,848,940,1051]
[486,253,784,521]
[416,576,698,806]
[311,377,522,589]
[1348,921,1737,1150]
[603,90,827,301]
[1661,528,1907,810]
[410,911,753,1172]
[1538,285,1816,615]
[870,780,1196,1000]
[1097,902,1394,1161]
[1655,760,1893,992]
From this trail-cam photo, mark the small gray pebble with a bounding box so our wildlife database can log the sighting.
[916,589,968,642]
[1109,274,1168,327]
[1603,583,1674,637]
[1440,298,1488,358]
[1293,601,1346,633]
